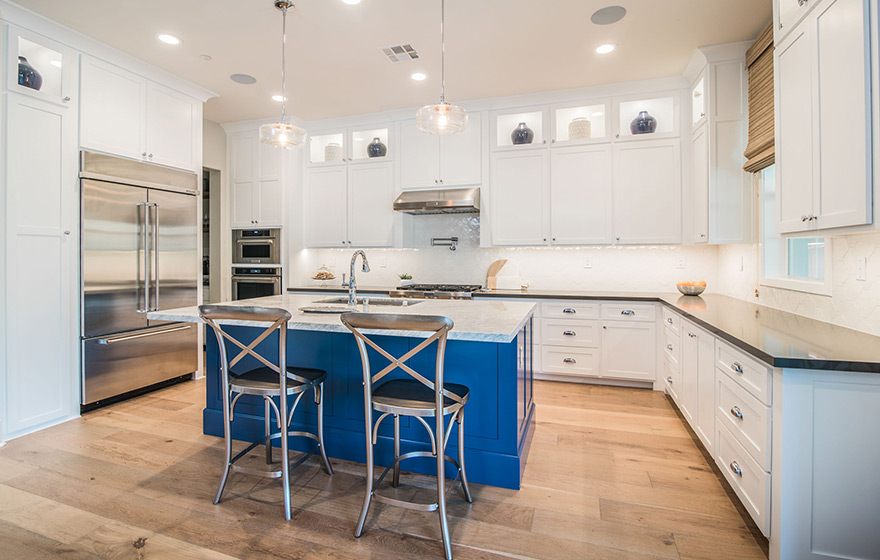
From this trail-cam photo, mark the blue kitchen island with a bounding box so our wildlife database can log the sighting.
[150,294,537,489]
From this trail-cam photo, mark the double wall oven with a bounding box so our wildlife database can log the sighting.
[233,229,282,300]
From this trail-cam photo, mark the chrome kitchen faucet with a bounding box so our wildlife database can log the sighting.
[349,250,370,307]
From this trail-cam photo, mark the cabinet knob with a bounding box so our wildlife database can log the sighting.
[542,139,547,144]
[148,153,153,159]
[439,179,443,184]
[700,234,706,238]
[730,406,744,419]
[688,332,696,338]
[63,230,71,235]
[666,376,673,384]
[602,325,607,330]
[700,112,706,117]
[552,237,556,242]
[729,461,743,477]
[666,318,673,324]
[142,152,147,157]
[62,96,71,103]
[616,236,621,241]
[666,344,674,351]
[797,0,807,5]
[543,238,547,242]
[551,139,556,143]
[801,215,808,222]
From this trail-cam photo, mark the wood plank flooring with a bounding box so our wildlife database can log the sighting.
[0,379,768,559]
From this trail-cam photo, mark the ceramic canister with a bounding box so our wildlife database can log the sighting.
[324,142,343,162]
[568,117,591,140]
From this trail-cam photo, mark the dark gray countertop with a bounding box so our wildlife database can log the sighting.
[288,286,880,373]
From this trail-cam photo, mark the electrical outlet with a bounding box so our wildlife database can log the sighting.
[583,256,592,269]
[379,257,387,268]
[857,257,867,281]
[675,257,685,269]
[739,256,744,272]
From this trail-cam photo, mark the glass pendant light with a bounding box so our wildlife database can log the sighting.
[260,0,305,149]
[416,0,467,135]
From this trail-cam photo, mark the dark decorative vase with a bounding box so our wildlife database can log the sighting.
[511,122,534,145]
[367,137,387,158]
[18,56,43,91]
[630,110,657,135]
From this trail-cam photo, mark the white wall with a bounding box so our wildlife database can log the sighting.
[716,232,880,337]
[293,215,719,292]
[202,119,228,302]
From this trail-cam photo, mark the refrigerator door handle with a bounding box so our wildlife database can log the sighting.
[150,202,159,312]
[137,202,149,313]
[96,324,192,345]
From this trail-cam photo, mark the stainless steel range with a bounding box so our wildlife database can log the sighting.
[388,284,482,299]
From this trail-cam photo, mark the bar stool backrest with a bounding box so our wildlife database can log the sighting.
[199,304,292,387]
[340,312,461,411]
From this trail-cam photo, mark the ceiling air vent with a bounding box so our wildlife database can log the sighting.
[379,43,419,63]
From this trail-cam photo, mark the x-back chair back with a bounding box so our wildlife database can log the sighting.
[341,312,472,560]
[200,304,332,521]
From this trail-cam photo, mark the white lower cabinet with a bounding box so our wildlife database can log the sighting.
[3,93,79,438]
[305,162,395,248]
[716,422,771,536]
[600,320,657,381]
[680,320,715,453]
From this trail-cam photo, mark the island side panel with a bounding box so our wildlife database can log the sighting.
[203,323,534,489]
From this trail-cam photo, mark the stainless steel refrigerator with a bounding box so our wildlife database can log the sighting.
[80,151,199,407]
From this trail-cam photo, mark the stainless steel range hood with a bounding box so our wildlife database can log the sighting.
[392,187,480,215]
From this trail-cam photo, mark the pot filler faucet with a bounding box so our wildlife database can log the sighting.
[349,250,371,307]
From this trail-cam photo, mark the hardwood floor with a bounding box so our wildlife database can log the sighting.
[0,379,768,559]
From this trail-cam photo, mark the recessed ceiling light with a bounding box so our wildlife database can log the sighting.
[272,95,286,102]
[595,43,616,54]
[157,33,182,45]
[230,73,257,85]
[342,0,362,4]
[591,111,604,117]
[50,60,62,68]
[591,6,627,25]
[411,72,427,81]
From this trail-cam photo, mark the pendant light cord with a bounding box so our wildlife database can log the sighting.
[440,0,446,104]
[280,4,287,122]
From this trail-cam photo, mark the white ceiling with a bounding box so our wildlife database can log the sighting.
[12,0,771,124]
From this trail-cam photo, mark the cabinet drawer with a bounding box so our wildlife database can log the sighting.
[716,341,772,406]
[541,319,599,347]
[541,347,599,377]
[661,307,681,333]
[541,301,598,319]
[716,371,771,471]
[662,327,680,366]
[663,356,681,402]
[716,423,771,537]
[601,303,656,322]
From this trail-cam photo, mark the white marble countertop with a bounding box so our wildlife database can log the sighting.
[148,294,536,343]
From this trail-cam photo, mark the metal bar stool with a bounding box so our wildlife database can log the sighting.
[200,304,333,521]
[341,312,472,560]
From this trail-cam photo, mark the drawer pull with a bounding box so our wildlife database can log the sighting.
[666,344,674,351]
[666,376,673,384]
[563,358,577,364]
[729,461,743,477]
[666,317,673,324]
[688,332,696,338]
[563,308,576,314]
[731,361,744,374]
[563,330,576,336]
[621,310,635,316]
[730,406,743,419]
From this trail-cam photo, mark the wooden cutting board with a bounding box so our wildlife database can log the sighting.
[486,259,508,289]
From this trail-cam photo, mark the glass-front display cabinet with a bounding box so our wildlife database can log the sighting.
[350,126,391,162]
[613,93,679,141]
[6,26,75,106]
[308,131,346,165]
[491,106,548,150]
[551,100,610,145]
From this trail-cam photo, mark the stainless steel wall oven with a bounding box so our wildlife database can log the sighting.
[232,267,282,300]
[233,229,280,264]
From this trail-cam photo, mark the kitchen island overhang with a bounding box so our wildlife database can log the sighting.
[150,295,537,490]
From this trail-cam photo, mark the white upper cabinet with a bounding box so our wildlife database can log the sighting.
[692,123,710,243]
[229,131,286,229]
[308,126,393,166]
[6,26,76,108]
[550,144,613,245]
[613,139,682,244]
[550,100,610,146]
[613,93,680,141]
[491,106,548,151]
[491,150,548,246]
[80,56,200,171]
[399,117,481,189]
[691,75,707,130]
[775,0,815,41]
[775,0,872,234]
[305,166,348,248]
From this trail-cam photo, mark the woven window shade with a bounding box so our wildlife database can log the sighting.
[743,24,775,173]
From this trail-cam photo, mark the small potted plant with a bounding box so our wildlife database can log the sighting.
[398,273,413,287]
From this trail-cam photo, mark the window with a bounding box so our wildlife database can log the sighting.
[759,165,832,295]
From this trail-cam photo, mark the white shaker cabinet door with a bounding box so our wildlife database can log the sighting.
[601,321,657,382]
[440,115,481,187]
[145,82,199,171]
[775,26,814,233]
[491,151,548,246]
[230,133,256,228]
[813,0,872,230]
[80,56,146,161]
[550,144,613,245]
[399,120,440,189]
[348,162,395,247]
[612,139,681,244]
[305,167,348,247]
[691,124,709,243]
[4,94,78,436]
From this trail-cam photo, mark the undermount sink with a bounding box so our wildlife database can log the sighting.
[314,297,423,307]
